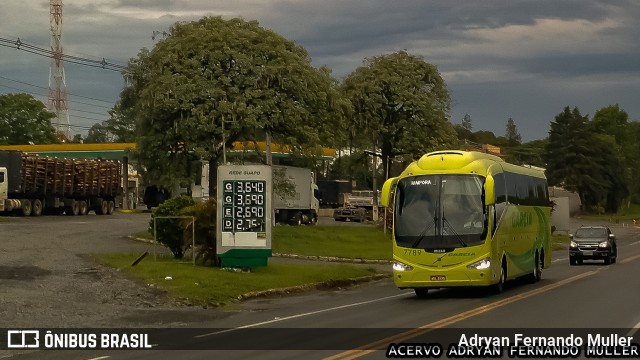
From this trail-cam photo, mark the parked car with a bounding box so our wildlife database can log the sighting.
[569,225,617,265]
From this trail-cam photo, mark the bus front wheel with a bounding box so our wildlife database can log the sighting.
[493,262,506,294]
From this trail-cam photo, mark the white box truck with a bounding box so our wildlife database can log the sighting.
[272,165,319,225]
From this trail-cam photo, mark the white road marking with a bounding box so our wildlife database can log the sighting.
[627,320,640,338]
[630,240,640,246]
[195,293,409,338]
[87,357,111,360]
[552,257,567,262]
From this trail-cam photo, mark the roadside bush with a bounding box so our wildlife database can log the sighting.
[149,195,195,259]
[180,199,218,266]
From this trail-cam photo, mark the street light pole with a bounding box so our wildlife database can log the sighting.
[222,114,226,164]
[266,130,272,166]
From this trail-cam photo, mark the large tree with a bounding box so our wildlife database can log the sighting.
[0,93,57,145]
[623,121,640,202]
[121,17,347,191]
[590,104,628,145]
[342,51,458,180]
[105,89,137,143]
[544,106,627,212]
[589,104,637,203]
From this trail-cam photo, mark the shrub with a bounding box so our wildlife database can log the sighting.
[149,195,195,258]
[180,199,218,266]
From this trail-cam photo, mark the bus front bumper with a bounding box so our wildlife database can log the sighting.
[393,264,497,288]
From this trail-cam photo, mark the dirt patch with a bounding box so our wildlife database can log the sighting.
[0,265,51,281]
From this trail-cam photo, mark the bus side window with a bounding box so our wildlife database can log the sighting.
[0,172,4,183]
[493,173,506,203]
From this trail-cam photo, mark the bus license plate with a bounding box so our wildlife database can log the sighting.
[430,275,446,281]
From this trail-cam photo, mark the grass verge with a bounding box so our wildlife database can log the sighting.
[93,253,384,306]
[273,225,391,260]
[578,203,640,223]
[133,225,393,260]
[552,233,570,251]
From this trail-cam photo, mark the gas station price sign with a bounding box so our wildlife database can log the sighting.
[216,165,272,267]
[222,180,267,233]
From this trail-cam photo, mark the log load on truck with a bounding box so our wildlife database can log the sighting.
[0,150,121,216]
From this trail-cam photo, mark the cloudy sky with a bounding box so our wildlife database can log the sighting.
[1,0,640,142]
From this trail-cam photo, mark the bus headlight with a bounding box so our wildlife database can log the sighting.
[467,257,491,270]
[393,261,413,272]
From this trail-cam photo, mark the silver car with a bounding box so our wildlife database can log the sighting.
[569,225,617,265]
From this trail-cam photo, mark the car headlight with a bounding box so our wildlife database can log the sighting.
[598,241,610,248]
[393,261,413,272]
[467,257,491,270]
[570,241,577,248]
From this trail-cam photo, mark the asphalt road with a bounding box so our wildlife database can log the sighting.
[3,214,639,359]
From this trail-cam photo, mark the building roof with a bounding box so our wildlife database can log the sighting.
[0,142,337,160]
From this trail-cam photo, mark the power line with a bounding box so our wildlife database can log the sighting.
[51,122,99,131]
[0,75,115,108]
[0,36,127,71]
[0,83,110,122]
[0,33,123,136]
[68,114,108,123]
[0,31,126,66]
[0,83,111,114]
[70,108,111,117]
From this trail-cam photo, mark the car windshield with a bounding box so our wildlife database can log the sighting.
[574,227,607,238]
[394,174,487,250]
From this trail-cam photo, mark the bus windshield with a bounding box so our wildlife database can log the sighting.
[394,174,487,250]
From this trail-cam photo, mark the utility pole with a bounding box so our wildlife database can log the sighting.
[265,130,272,166]
[48,0,70,140]
[222,114,226,164]
[370,137,379,222]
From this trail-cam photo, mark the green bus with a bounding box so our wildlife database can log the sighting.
[381,150,552,297]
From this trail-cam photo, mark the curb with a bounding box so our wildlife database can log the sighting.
[118,209,152,214]
[237,273,391,301]
[127,235,156,244]
[273,253,392,265]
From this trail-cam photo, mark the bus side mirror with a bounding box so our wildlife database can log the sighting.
[380,177,398,208]
[484,175,495,205]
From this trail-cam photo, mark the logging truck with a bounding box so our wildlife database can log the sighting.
[0,150,122,216]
